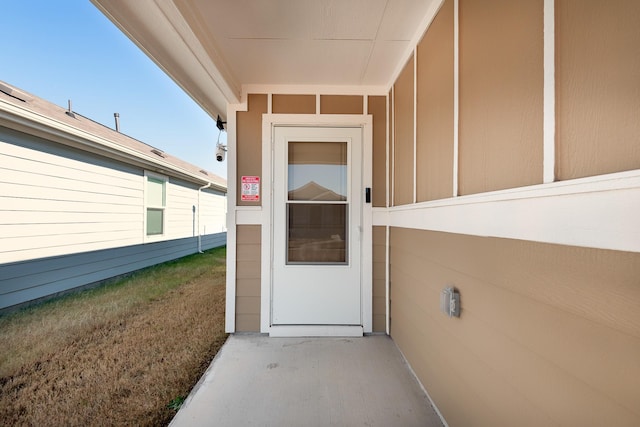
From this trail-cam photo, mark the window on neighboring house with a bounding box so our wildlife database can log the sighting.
[145,173,167,236]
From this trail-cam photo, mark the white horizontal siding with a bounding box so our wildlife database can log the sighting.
[0,127,226,267]
[166,178,199,239]
[2,158,140,196]
[0,197,141,215]
[0,237,143,264]
[0,123,227,311]
[2,132,142,183]
[0,230,139,262]
[164,180,227,239]
[0,132,144,263]
[200,190,227,234]
[0,221,141,239]
[0,210,142,224]
[0,181,140,206]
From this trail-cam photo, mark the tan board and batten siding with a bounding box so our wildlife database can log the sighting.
[235,225,261,332]
[458,0,543,195]
[320,95,363,115]
[555,0,640,179]
[390,228,640,427]
[236,94,267,206]
[371,226,386,333]
[272,94,316,115]
[233,93,388,332]
[368,96,387,207]
[384,0,640,426]
[392,55,414,206]
[232,1,638,423]
[387,89,393,206]
[416,0,454,202]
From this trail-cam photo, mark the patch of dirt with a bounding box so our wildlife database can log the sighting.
[0,272,227,426]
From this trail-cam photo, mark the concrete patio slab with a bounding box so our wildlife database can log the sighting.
[170,334,444,427]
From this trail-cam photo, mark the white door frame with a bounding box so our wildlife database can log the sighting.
[260,114,373,336]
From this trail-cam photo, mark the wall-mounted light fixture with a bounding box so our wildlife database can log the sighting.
[440,286,461,318]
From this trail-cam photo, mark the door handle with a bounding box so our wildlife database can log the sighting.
[365,187,371,203]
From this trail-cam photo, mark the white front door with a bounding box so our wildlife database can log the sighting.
[272,126,363,329]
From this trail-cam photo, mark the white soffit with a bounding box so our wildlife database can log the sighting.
[182,0,436,86]
[92,0,437,116]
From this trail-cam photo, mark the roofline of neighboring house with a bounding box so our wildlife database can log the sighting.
[91,0,239,122]
[0,96,227,194]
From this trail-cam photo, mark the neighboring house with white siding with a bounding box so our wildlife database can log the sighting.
[0,80,227,311]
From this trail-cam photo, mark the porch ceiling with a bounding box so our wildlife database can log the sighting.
[91,0,438,120]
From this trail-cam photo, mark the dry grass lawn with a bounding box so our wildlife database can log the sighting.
[0,247,228,426]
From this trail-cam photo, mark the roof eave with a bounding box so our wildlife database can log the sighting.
[90,0,240,121]
[0,100,227,193]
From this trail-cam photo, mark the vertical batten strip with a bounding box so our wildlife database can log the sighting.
[385,225,390,334]
[260,115,273,332]
[386,94,390,208]
[385,90,391,333]
[413,47,418,204]
[315,94,320,115]
[391,86,396,207]
[543,0,555,183]
[452,0,460,197]
[224,104,241,333]
[267,93,272,114]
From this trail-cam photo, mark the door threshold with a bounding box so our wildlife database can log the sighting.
[269,325,363,337]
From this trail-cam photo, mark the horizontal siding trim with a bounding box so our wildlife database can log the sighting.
[374,169,640,253]
[236,207,262,225]
[0,232,226,310]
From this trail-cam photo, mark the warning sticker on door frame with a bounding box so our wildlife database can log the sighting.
[241,176,260,201]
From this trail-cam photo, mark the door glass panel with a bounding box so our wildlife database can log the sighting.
[288,142,347,201]
[287,204,347,264]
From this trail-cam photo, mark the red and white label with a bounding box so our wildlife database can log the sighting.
[241,176,260,201]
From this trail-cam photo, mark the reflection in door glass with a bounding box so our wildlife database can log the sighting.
[288,142,347,201]
[287,204,347,264]
[287,140,349,264]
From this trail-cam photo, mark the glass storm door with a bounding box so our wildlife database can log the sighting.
[272,126,362,326]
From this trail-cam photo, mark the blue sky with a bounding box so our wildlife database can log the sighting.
[0,0,227,178]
